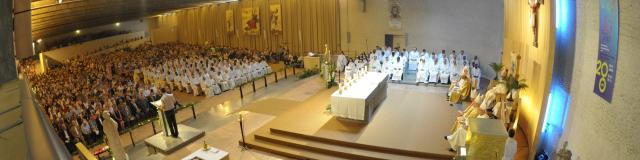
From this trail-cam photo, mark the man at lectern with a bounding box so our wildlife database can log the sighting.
[160,88,179,137]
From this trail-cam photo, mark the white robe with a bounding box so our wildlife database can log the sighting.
[173,74,182,90]
[261,61,272,74]
[243,66,253,81]
[344,63,356,80]
[251,63,262,78]
[225,72,236,89]
[450,64,461,83]
[336,55,348,72]
[446,121,467,151]
[368,53,375,62]
[182,75,192,93]
[215,74,229,91]
[233,69,246,85]
[382,61,392,77]
[383,49,391,59]
[375,50,383,60]
[205,78,222,95]
[439,63,450,84]
[502,138,517,160]
[392,61,404,81]
[472,67,482,89]
[416,61,428,83]
[370,61,381,73]
[408,51,419,71]
[191,75,202,96]
[427,60,439,83]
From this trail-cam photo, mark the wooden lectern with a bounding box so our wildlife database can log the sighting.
[151,100,171,137]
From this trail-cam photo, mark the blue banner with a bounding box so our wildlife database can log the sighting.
[593,0,619,103]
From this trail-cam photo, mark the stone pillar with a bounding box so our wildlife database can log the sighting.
[13,0,33,59]
[0,0,17,83]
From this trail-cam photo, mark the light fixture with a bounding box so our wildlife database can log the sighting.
[115,22,121,27]
[75,30,81,34]
[58,0,63,4]
[36,39,42,43]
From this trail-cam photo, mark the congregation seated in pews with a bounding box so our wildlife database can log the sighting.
[139,55,272,97]
[20,42,279,153]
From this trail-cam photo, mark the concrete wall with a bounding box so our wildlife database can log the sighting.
[43,32,148,62]
[41,19,148,46]
[0,0,16,83]
[339,0,504,79]
[559,0,640,159]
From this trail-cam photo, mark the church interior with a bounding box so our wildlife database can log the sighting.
[0,0,639,160]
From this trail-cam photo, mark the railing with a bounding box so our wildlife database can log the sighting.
[21,79,73,160]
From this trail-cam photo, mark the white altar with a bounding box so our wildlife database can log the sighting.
[331,72,388,122]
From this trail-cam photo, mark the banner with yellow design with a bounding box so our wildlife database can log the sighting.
[225,9,235,33]
[269,4,282,32]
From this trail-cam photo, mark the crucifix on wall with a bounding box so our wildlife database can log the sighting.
[529,0,541,47]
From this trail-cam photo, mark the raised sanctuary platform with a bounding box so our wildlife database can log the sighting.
[144,124,205,154]
[243,84,458,159]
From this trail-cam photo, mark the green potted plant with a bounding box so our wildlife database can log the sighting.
[489,62,504,80]
[506,75,528,101]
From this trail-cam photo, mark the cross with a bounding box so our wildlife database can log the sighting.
[529,0,541,47]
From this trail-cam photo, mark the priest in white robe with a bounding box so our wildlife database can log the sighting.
[205,74,222,96]
[243,64,253,81]
[232,67,245,85]
[344,60,356,80]
[471,64,482,90]
[261,60,272,74]
[375,46,383,60]
[408,48,419,71]
[166,71,175,91]
[382,57,393,77]
[392,57,404,81]
[190,73,202,96]
[369,51,376,62]
[368,56,379,72]
[445,95,484,152]
[215,72,229,91]
[225,70,236,89]
[355,59,366,71]
[251,62,262,78]
[450,59,462,83]
[383,46,392,59]
[416,59,428,84]
[427,58,439,83]
[173,72,183,91]
[336,52,348,72]
[439,59,451,84]
[181,74,192,93]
